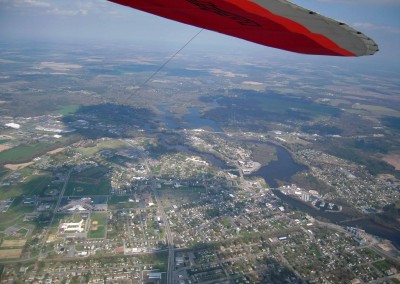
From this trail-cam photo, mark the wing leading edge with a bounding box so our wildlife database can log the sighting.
[108,0,378,56]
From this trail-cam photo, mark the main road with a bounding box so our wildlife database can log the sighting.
[153,188,175,284]
[41,168,72,255]
[142,151,175,284]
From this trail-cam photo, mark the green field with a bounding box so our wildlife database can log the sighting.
[382,116,400,132]
[55,104,80,116]
[108,196,138,210]
[0,174,53,200]
[206,91,342,129]
[78,139,129,156]
[373,260,394,274]
[0,168,10,180]
[259,95,340,117]
[66,180,110,196]
[88,212,107,239]
[0,198,35,231]
[0,143,49,164]
[51,213,69,228]
[234,91,341,117]
[326,143,397,176]
[158,186,206,207]
[65,167,111,196]
[352,104,400,117]
[141,252,168,272]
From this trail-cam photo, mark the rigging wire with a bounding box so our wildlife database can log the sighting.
[122,28,204,104]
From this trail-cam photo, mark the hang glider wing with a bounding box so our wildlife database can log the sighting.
[108,0,378,56]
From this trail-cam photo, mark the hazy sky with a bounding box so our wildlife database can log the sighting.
[1,0,399,72]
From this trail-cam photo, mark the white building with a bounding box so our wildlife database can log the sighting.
[5,122,20,129]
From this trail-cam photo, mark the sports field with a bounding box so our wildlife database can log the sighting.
[88,212,107,239]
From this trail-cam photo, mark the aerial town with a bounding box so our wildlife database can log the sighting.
[0,43,399,283]
[1,111,399,283]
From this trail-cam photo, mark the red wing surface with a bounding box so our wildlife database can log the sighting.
[108,0,378,56]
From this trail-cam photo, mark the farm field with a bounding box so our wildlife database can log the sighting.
[0,143,49,164]
[1,239,27,248]
[0,249,22,259]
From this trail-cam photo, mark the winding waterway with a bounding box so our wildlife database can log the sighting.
[157,104,400,248]
[248,144,400,248]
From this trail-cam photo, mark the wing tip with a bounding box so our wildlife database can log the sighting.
[335,22,379,57]
[291,2,379,57]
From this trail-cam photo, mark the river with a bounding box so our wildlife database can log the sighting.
[157,105,222,132]
[157,104,400,248]
[247,143,400,248]
[250,143,307,188]
[273,189,400,249]
[157,104,230,169]
[247,142,400,248]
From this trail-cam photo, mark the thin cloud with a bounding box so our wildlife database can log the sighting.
[44,1,120,17]
[46,7,88,16]
[0,0,114,16]
[353,22,400,34]
[25,0,49,6]
[0,0,50,7]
